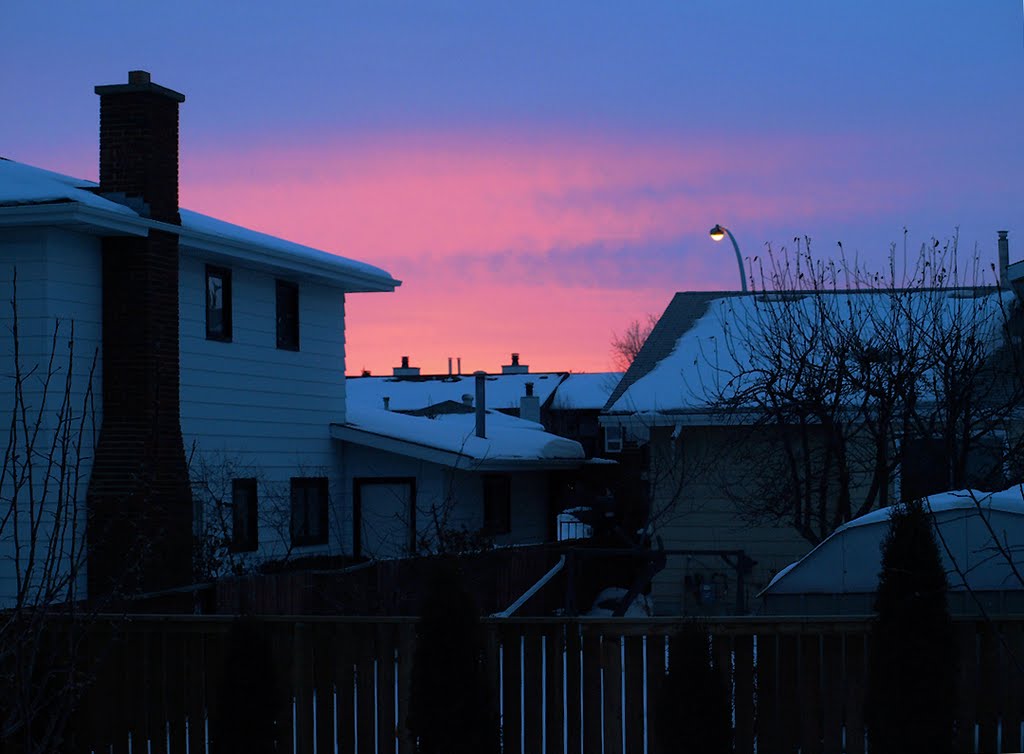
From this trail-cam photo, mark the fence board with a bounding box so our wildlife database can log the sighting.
[977,622,1000,754]
[310,623,336,754]
[1002,622,1024,753]
[502,625,523,754]
[799,633,823,754]
[755,632,780,754]
[645,633,666,754]
[355,625,377,754]
[843,632,866,754]
[293,623,315,754]
[165,630,187,754]
[544,626,566,754]
[185,632,207,754]
[955,622,978,754]
[581,626,602,754]
[334,624,357,754]
[623,635,645,754]
[376,623,398,754]
[778,633,800,754]
[601,633,623,754]
[820,634,843,754]
[522,626,544,753]
[733,634,755,754]
[395,622,417,754]
[564,623,582,754]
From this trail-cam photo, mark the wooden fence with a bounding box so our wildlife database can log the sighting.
[68,615,1024,754]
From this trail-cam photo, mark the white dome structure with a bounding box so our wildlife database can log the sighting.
[759,487,1024,616]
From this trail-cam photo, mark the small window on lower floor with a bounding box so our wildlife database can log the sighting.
[291,477,329,547]
[483,475,511,535]
[230,478,258,553]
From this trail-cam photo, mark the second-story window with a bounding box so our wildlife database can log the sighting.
[291,477,328,546]
[276,280,299,351]
[205,265,232,341]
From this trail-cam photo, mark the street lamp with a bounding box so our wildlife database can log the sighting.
[709,224,748,293]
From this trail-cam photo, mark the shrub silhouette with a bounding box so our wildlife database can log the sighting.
[406,559,499,754]
[653,628,732,753]
[211,618,284,754]
[866,498,957,754]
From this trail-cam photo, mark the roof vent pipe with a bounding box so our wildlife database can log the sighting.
[475,371,487,438]
[383,396,390,411]
[448,357,453,376]
[999,230,1010,288]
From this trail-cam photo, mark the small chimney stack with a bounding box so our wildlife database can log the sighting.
[502,351,529,374]
[393,355,421,377]
[475,371,487,438]
[95,70,186,224]
[520,381,541,425]
[999,230,1010,288]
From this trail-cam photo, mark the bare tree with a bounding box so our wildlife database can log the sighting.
[611,314,658,371]
[0,270,102,751]
[700,233,1024,545]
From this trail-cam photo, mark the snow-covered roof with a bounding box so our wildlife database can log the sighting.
[549,373,621,410]
[606,288,1013,418]
[331,405,586,470]
[346,371,622,414]
[761,486,1024,597]
[346,373,566,412]
[0,158,399,292]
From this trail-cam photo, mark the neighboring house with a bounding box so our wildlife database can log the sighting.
[759,487,1024,616]
[0,71,399,602]
[602,278,1023,615]
[332,391,586,558]
[347,355,622,458]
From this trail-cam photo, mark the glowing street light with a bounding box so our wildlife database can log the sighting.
[709,224,748,293]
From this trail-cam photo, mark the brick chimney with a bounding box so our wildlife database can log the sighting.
[87,71,193,598]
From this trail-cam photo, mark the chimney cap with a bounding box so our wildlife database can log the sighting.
[95,70,185,103]
[999,230,1009,238]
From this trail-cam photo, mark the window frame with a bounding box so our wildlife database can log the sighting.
[290,476,329,547]
[230,478,259,553]
[276,279,300,351]
[482,474,512,535]
[205,265,233,342]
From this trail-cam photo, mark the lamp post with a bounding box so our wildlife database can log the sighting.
[709,224,748,293]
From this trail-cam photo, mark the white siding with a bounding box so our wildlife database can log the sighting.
[0,229,103,604]
[179,252,348,567]
[341,443,552,557]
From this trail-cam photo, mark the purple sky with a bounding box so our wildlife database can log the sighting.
[3,2,1022,374]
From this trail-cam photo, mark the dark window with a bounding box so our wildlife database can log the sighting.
[276,280,299,350]
[205,265,232,341]
[291,477,328,547]
[483,475,511,535]
[230,478,258,553]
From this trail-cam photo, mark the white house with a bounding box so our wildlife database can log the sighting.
[0,71,399,603]
[334,376,587,558]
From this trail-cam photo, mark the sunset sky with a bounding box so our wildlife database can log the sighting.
[2,2,1022,374]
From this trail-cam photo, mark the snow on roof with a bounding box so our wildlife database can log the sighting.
[337,405,585,467]
[0,158,397,290]
[549,373,622,410]
[608,289,1013,416]
[0,158,135,214]
[762,486,1024,596]
[346,373,566,412]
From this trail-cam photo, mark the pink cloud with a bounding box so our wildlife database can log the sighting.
[180,129,910,265]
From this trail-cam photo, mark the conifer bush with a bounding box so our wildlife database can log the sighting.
[211,618,284,753]
[406,559,499,754]
[866,498,957,754]
[653,628,732,754]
